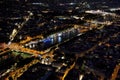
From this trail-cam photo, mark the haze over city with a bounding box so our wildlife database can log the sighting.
[0,0,120,80]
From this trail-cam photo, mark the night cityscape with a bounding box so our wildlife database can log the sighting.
[0,0,120,80]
